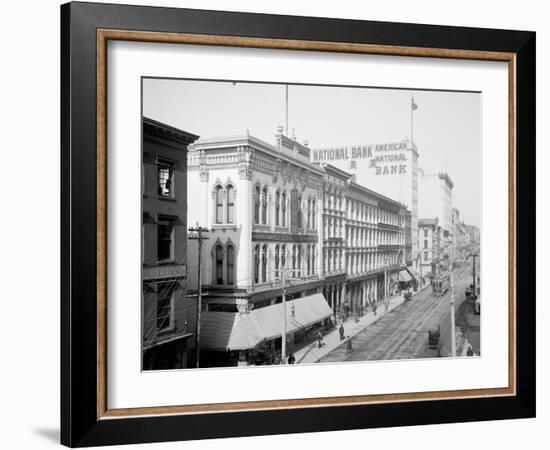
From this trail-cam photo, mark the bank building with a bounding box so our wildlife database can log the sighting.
[186,126,412,367]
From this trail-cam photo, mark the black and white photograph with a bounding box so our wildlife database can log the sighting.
[141,79,481,370]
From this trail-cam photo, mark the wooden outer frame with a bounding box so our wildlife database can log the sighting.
[62,1,535,447]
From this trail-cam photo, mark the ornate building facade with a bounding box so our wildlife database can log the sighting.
[321,167,410,314]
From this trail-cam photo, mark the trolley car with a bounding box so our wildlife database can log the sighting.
[431,273,450,296]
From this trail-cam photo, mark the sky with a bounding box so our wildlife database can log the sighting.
[143,78,481,227]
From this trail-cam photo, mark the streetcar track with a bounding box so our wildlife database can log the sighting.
[318,264,473,363]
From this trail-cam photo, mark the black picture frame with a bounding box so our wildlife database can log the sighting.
[61,1,535,447]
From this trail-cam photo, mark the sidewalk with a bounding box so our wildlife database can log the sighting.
[294,284,430,364]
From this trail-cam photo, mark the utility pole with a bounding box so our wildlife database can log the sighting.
[188,224,209,368]
[472,253,477,299]
[281,264,287,364]
[450,268,456,357]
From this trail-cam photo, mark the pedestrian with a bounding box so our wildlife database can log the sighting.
[317,331,323,349]
[287,353,295,364]
[346,336,353,354]
[339,323,345,341]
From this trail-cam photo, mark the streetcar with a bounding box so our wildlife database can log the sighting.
[431,273,450,296]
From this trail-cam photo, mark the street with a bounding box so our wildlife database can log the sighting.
[318,260,478,363]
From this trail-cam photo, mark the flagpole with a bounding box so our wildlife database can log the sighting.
[285,84,289,136]
[411,95,414,144]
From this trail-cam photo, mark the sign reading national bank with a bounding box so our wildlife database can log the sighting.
[312,140,410,176]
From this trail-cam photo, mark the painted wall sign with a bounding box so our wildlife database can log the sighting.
[312,140,410,176]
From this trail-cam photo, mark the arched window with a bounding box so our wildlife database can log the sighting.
[254,186,260,224]
[424,240,428,249]
[281,192,287,227]
[297,245,302,277]
[423,228,428,238]
[307,199,311,229]
[275,191,280,226]
[254,245,260,284]
[306,246,311,275]
[215,186,223,224]
[292,245,297,277]
[226,245,235,285]
[424,251,429,261]
[261,187,268,224]
[311,245,315,274]
[281,245,286,269]
[311,200,316,229]
[261,244,267,282]
[215,245,223,284]
[297,196,302,229]
[274,245,280,278]
[226,185,235,223]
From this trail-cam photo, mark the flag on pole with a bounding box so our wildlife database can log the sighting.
[411,97,418,110]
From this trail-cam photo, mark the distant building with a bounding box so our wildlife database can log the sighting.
[419,170,454,265]
[142,117,199,370]
[418,217,444,283]
[465,224,480,247]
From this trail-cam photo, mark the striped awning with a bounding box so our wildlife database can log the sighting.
[200,293,333,351]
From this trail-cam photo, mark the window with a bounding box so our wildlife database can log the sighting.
[281,245,286,269]
[306,246,311,275]
[156,282,174,330]
[424,240,428,249]
[215,245,224,284]
[312,200,316,229]
[275,191,280,226]
[215,185,223,223]
[307,199,311,229]
[226,245,235,285]
[292,245,297,277]
[261,244,267,282]
[254,245,260,284]
[262,187,268,224]
[254,186,260,224]
[226,185,235,223]
[424,229,428,238]
[297,195,302,229]
[157,218,174,261]
[424,251,429,261]
[281,192,287,227]
[274,245,280,278]
[157,162,174,197]
[297,245,302,277]
[311,245,315,274]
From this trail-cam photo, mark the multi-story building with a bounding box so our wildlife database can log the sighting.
[312,138,420,273]
[186,128,411,367]
[186,127,331,367]
[320,165,410,315]
[142,117,199,370]
[418,217,443,283]
[418,170,454,265]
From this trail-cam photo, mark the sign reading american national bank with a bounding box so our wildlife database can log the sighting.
[311,140,410,176]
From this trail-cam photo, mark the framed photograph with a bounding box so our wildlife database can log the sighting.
[61,1,535,447]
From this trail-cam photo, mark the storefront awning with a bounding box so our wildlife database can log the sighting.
[398,270,412,282]
[200,293,333,351]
